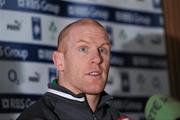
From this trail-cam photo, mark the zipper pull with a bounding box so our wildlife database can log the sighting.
[93,113,97,120]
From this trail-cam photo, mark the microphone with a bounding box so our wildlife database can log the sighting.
[145,94,180,120]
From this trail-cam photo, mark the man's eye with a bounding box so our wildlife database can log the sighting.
[99,47,107,54]
[79,47,88,53]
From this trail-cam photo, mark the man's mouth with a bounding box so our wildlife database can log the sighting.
[88,71,101,76]
[86,69,103,77]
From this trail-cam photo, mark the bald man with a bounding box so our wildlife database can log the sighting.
[17,19,121,120]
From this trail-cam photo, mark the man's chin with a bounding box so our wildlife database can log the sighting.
[85,88,104,95]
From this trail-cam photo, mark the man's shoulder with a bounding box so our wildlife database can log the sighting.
[16,93,58,120]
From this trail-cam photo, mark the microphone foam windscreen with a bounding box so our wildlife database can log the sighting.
[145,94,180,120]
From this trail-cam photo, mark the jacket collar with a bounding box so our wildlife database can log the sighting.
[47,80,85,102]
[97,91,114,108]
[47,80,113,105]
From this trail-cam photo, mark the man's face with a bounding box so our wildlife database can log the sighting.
[61,24,111,95]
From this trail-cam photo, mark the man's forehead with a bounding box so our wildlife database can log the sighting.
[71,23,108,37]
[58,19,110,49]
[76,39,111,46]
[70,24,110,45]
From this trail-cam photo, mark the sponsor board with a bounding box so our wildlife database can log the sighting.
[0,11,29,42]
[0,0,169,120]
[111,24,165,54]
[0,94,41,113]
[0,10,75,46]
[110,51,167,69]
[0,41,55,63]
[0,61,54,94]
[105,67,169,96]
[0,0,163,27]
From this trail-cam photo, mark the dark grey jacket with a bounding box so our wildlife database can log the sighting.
[17,82,121,120]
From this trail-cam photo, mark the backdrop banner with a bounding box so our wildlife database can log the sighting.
[0,0,169,119]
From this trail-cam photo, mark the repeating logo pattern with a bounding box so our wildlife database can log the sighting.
[0,1,169,119]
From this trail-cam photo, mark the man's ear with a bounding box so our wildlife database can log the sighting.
[52,51,64,71]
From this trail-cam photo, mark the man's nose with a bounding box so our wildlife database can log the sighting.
[91,50,102,64]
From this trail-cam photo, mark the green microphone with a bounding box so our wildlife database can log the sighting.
[145,94,180,120]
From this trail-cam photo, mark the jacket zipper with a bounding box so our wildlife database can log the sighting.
[92,113,97,120]
[84,98,98,120]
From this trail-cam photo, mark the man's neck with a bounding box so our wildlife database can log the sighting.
[86,94,100,112]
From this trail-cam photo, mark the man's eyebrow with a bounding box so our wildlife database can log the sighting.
[77,39,90,44]
[102,42,111,46]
